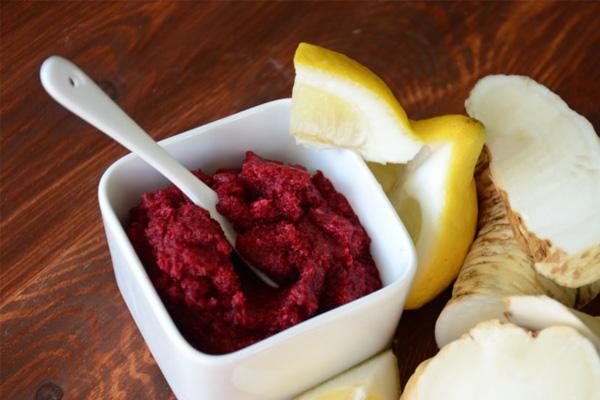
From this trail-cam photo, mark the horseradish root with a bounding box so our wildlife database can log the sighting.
[436,76,600,347]
[404,321,600,400]
[436,148,599,347]
[465,75,600,288]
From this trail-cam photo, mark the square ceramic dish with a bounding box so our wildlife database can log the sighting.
[98,98,416,400]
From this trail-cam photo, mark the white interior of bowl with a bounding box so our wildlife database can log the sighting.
[98,98,416,360]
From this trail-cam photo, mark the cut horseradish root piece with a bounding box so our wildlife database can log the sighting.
[504,295,600,351]
[436,294,600,352]
[403,320,600,400]
[435,148,600,347]
[295,350,400,400]
[290,42,423,163]
[465,75,600,288]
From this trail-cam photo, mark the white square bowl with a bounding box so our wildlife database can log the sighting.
[98,98,416,400]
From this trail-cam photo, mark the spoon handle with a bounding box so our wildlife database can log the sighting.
[40,56,227,230]
[40,56,279,288]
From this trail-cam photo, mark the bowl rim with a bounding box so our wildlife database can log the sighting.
[98,98,417,364]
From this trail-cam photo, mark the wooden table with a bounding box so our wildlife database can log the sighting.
[2,2,599,399]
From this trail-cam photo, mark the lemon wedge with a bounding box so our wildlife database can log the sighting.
[370,116,485,309]
[295,350,400,400]
[291,43,423,163]
[289,43,485,309]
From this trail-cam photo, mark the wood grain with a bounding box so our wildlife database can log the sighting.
[1,2,599,399]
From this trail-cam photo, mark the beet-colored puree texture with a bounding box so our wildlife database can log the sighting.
[128,151,382,354]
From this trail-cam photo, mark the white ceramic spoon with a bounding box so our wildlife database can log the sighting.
[40,56,278,287]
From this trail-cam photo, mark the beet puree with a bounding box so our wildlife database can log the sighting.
[128,151,381,354]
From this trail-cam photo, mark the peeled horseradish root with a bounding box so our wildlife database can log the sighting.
[435,75,600,347]
[402,320,600,400]
[466,75,600,288]
[290,42,485,309]
[435,146,600,347]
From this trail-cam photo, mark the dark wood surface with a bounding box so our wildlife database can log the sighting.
[2,2,599,399]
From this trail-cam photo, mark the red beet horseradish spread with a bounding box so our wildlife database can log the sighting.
[128,151,382,354]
